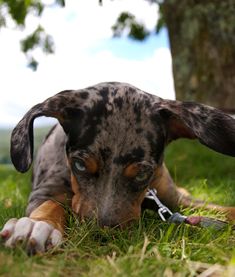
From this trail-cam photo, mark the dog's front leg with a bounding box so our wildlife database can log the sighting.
[0,200,65,255]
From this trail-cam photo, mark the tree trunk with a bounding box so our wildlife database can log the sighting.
[162,0,235,111]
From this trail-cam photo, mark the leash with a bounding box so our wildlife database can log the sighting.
[145,189,233,230]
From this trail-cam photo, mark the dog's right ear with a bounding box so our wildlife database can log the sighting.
[10,90,87,173]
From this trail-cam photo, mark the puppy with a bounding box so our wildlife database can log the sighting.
[1,82,235,254]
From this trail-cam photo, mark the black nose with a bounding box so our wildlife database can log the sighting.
[97,217,118,228]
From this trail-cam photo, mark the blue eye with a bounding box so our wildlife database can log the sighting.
[74,160,86,172]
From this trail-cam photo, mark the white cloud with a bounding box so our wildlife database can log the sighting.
[0,0,175,127]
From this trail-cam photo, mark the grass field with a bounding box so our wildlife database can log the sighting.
[0,139,235,276]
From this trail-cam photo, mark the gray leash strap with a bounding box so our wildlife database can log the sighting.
[145,189,232,230]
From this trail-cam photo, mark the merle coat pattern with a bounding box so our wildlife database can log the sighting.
[1,82,235,254]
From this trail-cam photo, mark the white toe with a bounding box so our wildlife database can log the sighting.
[50,229,63,247]
[28,221,53,253]
[12,217,35,242]
[0,218,18,239]
[2,217,63,254]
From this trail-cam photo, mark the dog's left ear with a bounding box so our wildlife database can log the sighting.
[153,100,235,157]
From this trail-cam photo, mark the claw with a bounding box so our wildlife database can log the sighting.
[0,230,10,240]
[46,239,53,250]
[14,236,25,245]
[27,238,38,256]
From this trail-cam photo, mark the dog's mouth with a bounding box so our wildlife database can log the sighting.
[78,207,140,229]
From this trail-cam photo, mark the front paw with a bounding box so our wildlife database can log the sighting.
[0,217,62,255]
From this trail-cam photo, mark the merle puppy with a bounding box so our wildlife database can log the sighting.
[1,82,235,254]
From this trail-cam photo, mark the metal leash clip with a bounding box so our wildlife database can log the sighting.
[146,189,173,221]
[145,188,231,230]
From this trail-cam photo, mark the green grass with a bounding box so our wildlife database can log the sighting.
[0,139,235,276]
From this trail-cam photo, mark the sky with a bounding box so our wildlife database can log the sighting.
[0,0,175,128]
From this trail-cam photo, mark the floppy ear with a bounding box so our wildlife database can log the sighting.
[153,100,235,157]
[10,90,86,173]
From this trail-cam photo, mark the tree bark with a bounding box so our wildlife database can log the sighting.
[162,0,235,111]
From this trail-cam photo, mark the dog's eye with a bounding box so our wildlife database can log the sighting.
[135,172,150,183]
[74,159,86,172]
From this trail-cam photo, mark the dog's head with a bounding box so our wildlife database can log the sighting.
[11,82,235,227]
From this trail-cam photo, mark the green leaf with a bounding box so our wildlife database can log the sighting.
[129,22,149,41]
[20,25,55,54]
[4,0,31,26]
[42,34,55,54]
[27,56,38,71]
[54,0,65,7]
[20,26,43,52]
[112,11,149,40]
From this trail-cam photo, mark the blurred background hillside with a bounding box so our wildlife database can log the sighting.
[0,127,51,164]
